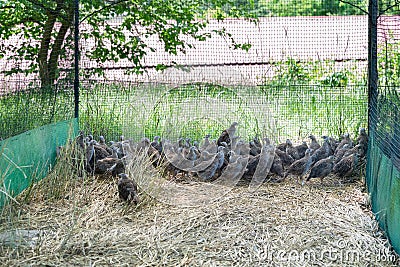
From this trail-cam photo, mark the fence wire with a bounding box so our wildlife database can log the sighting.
[0,80,75,140]
[78,81,367,143]
[78,16,368,85]
[1,1,374,141]
[365,0,400,255]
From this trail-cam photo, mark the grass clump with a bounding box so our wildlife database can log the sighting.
[78,81,367,144]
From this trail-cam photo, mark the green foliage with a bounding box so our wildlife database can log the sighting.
[379,35,400,87]
[0,0,255,87]
[255,0,367,16]
[263,58,364,87]
[321,71,349,87]
[223,0,400,16]
[379,1,400,15]
[202,0,259,19]
[269,58,311,86]
[75,82,366,142]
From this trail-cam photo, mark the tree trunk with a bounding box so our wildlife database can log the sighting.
[38,11,57,89]
[37,1,73,89]
[47,7,74,87]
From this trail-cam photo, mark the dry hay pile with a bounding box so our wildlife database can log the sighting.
[0,155,399,267]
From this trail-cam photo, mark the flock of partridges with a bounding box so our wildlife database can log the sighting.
[59,122,368,205]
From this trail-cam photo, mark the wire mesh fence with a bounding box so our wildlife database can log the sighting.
[365,1,400,255]
[78,15,369,85]
[1,13,372,141]
[370,86,400,164]
[78,81,367,144]
[0,4,396,148]
[74,11,370,144]
[370,10,400,181]
[367,85,400,253]
[0,79,75,140]
[0,1,375,141]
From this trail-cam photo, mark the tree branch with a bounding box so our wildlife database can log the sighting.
[80,0,131,23]
[19,17,44,26]
[379,0,400,16]
[25,0,55,14]
[338,0,369,15]
[0,5,15,9]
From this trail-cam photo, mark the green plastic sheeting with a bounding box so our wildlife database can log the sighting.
[366,132,400,255]
[0,119,78,208]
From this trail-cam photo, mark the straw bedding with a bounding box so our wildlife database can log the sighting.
[0,169,399,266]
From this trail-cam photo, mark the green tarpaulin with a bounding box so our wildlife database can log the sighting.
[0,119,78,207]
[367,132,400,254]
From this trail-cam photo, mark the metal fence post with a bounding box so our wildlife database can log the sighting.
[74,0,80,119]
[368,0,378,132]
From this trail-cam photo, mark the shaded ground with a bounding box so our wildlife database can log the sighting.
[0,174,399,266]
